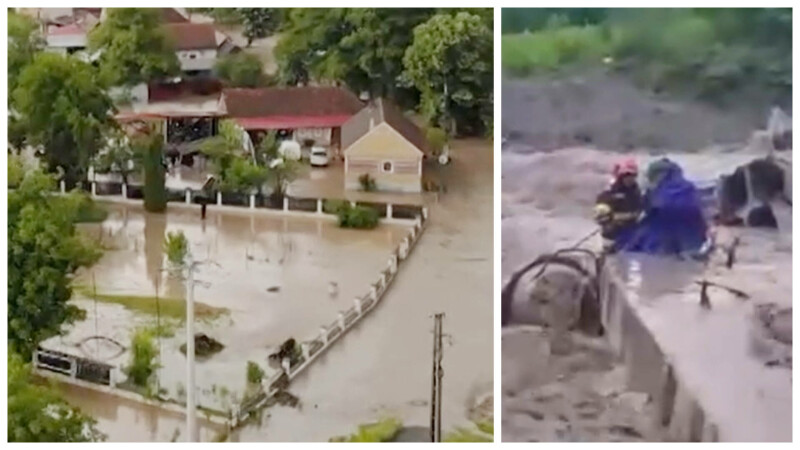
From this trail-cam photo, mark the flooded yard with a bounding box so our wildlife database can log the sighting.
[44,203,407,422]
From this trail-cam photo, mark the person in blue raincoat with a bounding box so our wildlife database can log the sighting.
[621,158,709,256]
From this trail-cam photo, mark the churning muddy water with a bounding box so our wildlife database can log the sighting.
[502,144,792,441]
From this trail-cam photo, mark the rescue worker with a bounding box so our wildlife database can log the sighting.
[594,158,643,253]
[625,158,710,257]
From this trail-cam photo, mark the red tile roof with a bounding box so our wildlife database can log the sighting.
[221,87,364,120]
[163,23,218,51]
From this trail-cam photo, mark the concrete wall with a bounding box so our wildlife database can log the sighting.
[344,123,422,193]
[176,48,217,72]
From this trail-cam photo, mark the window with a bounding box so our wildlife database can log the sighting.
[382,161,393,173]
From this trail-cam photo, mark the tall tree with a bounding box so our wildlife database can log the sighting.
[239,8,283,46]
[8,11,44,98]
[13,52,115,186]
[9,352,105,442]
[88,8,180,87]
[140,132,168,213]
[8,170,102,357]
[403,12,493,136]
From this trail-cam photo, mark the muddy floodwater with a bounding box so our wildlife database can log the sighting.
[46,204,407,438]
[502,145,792,441]
[233,139,494,442]
[53,140,493,442]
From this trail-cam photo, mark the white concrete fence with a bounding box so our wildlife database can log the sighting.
[81,179,424,223]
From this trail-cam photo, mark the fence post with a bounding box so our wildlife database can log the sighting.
[121,183,127,199]
[354,298,362,315]
[399,238,409,260]
[185,189,191,204]
[386,203,393,219]
[316,199,323,214]
[249,194,255,209]
[283,197,289,212]
[338,312,346,329]
[388,256,397,274]
[370,285,378,301]
[217,191,222,206]
[319,327,328,345]
[60,180,66,194]
[301,343,311,360]
[91,181,97,197]
[422,207,429,221]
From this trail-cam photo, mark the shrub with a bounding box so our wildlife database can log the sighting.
[246,361,265,385]
[125,328,159,388]
[334,203,380,229]
[425,127,448,156]
[358,173,377,192]
[163,230,189,267]
[64,191,108,223]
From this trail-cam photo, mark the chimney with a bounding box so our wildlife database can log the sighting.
[369,117,375,130]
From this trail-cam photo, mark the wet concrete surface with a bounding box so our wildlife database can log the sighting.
[48,204,406,427]
[502,144,792,441]
[233,139,494,441]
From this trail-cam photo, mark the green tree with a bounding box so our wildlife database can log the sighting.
[8,170,102,356]
[8,11,44,98]
[13,53,115,187]
[403,12,493,136]
[140,132,167,213]
[93,129,140,185]
[275,8,435,106]
[239,8,283,46]
[214,52,266,87]
[88,8,180,87]
[8,352,105,442]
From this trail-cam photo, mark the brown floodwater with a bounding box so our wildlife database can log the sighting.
[44,203,406,436]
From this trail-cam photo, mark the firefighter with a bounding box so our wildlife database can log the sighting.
[594,158,643,253]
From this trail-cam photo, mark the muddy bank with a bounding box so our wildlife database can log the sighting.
[503,326,660,442]
[502,72,777,152]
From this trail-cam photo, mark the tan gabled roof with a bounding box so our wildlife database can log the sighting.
[341,98,430,154]
[163,23,219,51]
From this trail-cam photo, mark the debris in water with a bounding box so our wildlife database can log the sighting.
[267,286,280,293]
[179,333,224,358]
[328,282,339,298]
[699,281,711,309]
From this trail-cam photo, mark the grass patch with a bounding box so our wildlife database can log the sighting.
[502,25,611,76]
[330,417,403,442]
[73,287,228,321]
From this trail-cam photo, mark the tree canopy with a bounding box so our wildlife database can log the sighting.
[13,52,115,186]
[275,8,493,135]
[8,11,44,96]
[214,52,268,88]
[8,170,102,357]
[88,8,180,87]
[239,8,283,45]
[403,12,494,136]
[8,352,105,442]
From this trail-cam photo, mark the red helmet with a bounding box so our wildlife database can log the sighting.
[613,158,638,177]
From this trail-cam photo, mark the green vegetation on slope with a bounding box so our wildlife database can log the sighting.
[502,8,792,105]
[330,417,403,442]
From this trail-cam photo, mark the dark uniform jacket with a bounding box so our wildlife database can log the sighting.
[595,180,643,239]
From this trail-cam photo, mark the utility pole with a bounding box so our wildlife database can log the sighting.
[185,257,197,442]
[430,313,444,442]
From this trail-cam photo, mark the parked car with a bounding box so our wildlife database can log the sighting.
[310,147,330,167]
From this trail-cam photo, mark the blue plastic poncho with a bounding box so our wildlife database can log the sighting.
[618,159,708,255]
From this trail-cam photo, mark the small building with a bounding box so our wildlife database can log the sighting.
[341,98,429,193]
[163,22,236,76]
[219,86,364,148]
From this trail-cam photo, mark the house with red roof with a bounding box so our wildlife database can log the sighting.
[219,86,365,149]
